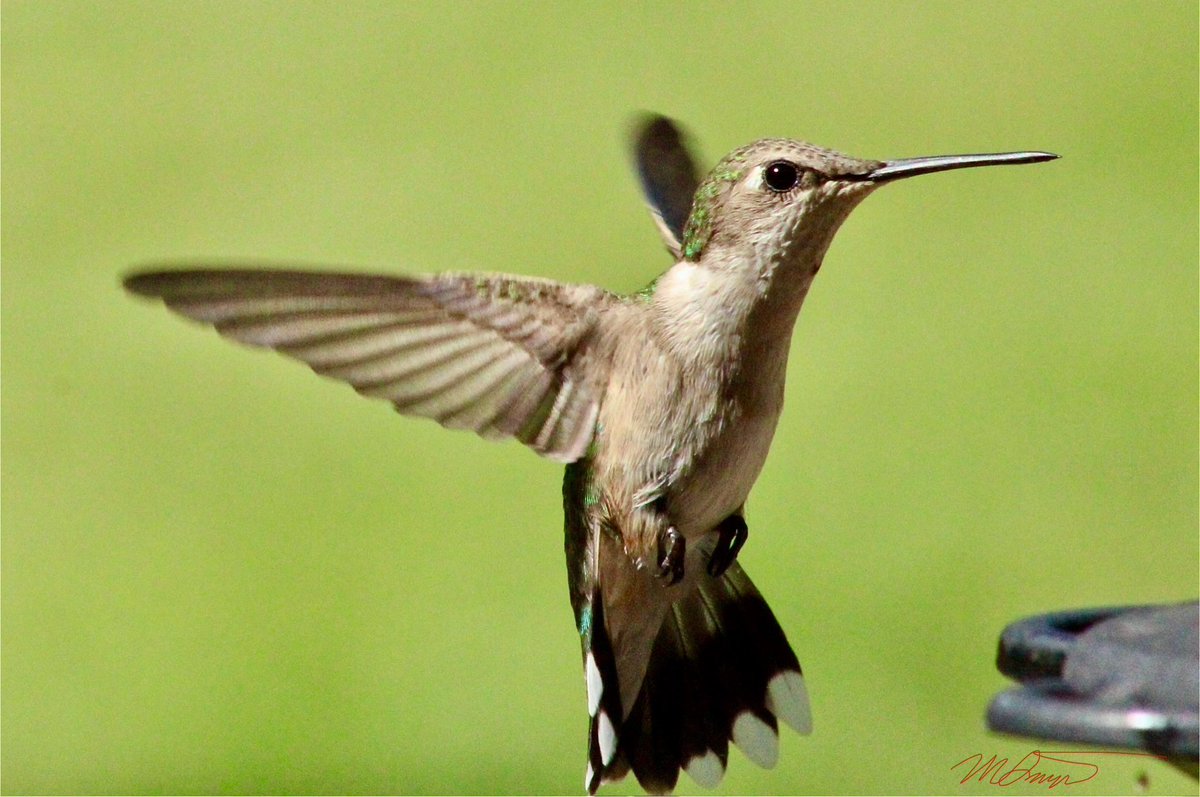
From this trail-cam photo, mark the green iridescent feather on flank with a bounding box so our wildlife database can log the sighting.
[629,275,659,302]
[562,456,599,641]
[681,148,749,260]
[580,433,602,510]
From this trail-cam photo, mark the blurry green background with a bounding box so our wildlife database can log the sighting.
[3,2,1196,794]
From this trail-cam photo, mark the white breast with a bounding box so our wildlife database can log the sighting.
[670,378,785,535]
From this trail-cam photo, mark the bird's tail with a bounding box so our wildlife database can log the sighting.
[583,559,811,794]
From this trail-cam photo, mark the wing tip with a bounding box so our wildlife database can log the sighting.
[122,263,234,297]
[122,270,167,298]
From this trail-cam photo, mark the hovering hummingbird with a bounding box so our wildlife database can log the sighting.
[124,115,1056,794]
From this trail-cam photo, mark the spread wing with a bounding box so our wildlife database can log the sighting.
[631,114,701,259]
[124,267,609,462]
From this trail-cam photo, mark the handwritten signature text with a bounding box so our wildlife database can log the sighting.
[952,750,1100,789]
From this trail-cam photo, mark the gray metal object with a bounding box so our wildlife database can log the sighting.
[989,602,1199,774]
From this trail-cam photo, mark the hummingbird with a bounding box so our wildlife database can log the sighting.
[124,115,1057,794]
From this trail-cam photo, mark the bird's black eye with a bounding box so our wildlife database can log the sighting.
[764,161,800,192]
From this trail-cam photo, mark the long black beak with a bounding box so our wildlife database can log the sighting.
[867,151,1059,182]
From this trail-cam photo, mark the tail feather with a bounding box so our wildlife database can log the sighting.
[585,559,809,794]
[679,563,787,771]
[665,607,730,778]
[584,597,630,794]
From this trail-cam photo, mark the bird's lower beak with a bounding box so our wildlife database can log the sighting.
[867,151,1059,182]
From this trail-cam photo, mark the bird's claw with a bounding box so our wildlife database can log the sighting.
[657,526,686,585]
[707,514,748,578]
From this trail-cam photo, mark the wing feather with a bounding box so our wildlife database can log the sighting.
[631,114,701,258]
[279,320,463,369]
[124,267,610,462]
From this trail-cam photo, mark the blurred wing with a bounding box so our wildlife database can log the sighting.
[631,114,701,259]
[125,268,608,462]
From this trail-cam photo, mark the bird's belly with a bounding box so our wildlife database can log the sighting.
[672,404,781,536]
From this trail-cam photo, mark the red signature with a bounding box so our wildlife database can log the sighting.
[951,750,1165,789]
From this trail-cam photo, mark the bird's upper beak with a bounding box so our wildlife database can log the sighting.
[865,151,1059,183]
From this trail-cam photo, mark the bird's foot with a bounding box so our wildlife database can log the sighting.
[707,514,748,577]
[656,526,686,585]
